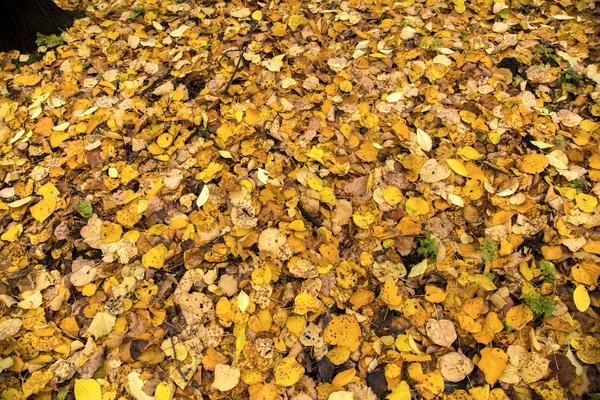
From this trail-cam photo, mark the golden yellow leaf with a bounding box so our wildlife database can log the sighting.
[384,186,403,206]
[1,223,23,242]
[323,315,361,351]
[505,304,533,329]
[457,146,482,160]
[271,22,287,36]
[575,193,598,212]
[74,379,102,400]
[405,197,429,215]
[387,381,411,400]
[154,382,172,400]
[15,74,43,86]
[570,335,600,364]
[356,142,378,162]
[249,383,278,400]
[424,285,446,303]
[142,244,168,268]
[573,285,590,312]
[520,154,549,174]
[30,182,60,222]
[327,347,351,366]
[446,159,469,176]
[352,210,375,229]
[274,357,304,386]
[478,347,508,385]
[415,370,444,399]
[331,367,356,387]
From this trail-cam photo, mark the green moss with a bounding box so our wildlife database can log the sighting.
[523,292,555,318]
[35,33,64,48]
[538,260,556,283]
[480,237,498,262]
[417,234,437,262]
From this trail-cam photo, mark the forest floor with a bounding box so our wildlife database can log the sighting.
[0,0,600,399]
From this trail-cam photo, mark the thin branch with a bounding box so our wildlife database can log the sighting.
[297,202,322,228]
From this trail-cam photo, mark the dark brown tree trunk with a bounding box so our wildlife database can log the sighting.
[0,0,75,53]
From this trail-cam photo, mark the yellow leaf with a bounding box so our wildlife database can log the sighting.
[352,210,375,229]
[142,244,168,268]
[505,304,533,329]
[271,22,287,36]
[415,370,444,399]
[100,221,122,244]
[1,224,23,242]
[154,382,172,400]
[457,146,482,160]
[520,154,549,174]
[446,159,469,176]
[570,335,600,364]
[573,285,590,312]
[488,131,501,145]
[323,315,361,351]
[327,347,351,365]
[15,74,42,86]
[197,162,223,183]
[274,357,304,386]
[30,182,60,222]
[408,259,429,278]
[384,186,403,206]
[306,147,325,163]
[575,193,598,212]
[22,370,53,397]
[405,197,429,215]
[356,142,378,162]
[478,347,508,385]
[331,367,356,387]
[251,10,263,21]
[387,381,411,400]
[75,379,102,400]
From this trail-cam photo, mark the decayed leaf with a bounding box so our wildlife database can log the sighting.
[416,129,432,152]
[0,318,23,341]
[570,336,600,364]
[439,352,474,382]
[426,319,457,347]
[212,364,241,391]
[87,311,116,339]
[515,353,550,383]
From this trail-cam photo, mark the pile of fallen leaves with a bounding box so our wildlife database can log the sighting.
[0,0,599,398]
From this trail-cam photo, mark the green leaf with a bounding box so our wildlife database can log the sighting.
[56,385,70,400]
[77,200,93,218]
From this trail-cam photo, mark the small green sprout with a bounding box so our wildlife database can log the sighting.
[417,233,438,262]
[537,260,556,283]
[522,292,555,318]
[480,237,498,262]
[35,33,65,48]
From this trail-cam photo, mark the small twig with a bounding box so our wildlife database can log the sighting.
[170,335,187,383]
[297,202,322,227]
[221,20,258,96]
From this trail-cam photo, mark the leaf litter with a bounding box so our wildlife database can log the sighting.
[0,0,599,398]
